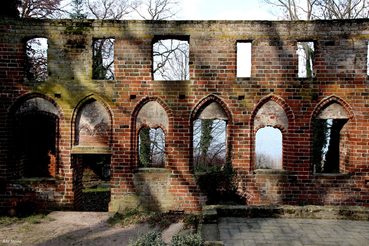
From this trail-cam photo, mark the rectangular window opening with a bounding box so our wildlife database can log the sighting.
[92,38,115,80]
[237,41,252,78]
[153,37,190,81]
[26,37,48,82]
[297,41,314,78]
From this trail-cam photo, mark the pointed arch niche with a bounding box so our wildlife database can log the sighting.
[74,98,112,150]
[312,97,352,174]
[192,96,230,173]
[253,100,289,170]
[135,100,169,168]
[11,95,60,178]
[72,97,112,211]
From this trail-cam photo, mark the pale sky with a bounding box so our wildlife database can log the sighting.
[179,0,276,20]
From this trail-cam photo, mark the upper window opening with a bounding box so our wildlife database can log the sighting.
[93,38,115,80]
[237,41,252,77]
[26,38,48,82]
[139,127,165,167]
[297,41,314,78]
[153,38,189,80]
[255,127,282,169]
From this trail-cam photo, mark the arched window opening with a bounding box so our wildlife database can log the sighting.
[75,99,111,147]
[255,127,283,169]
[192,101,228,173]
[135,100,169,168]
[138,127,165,168]
[25,37,48,82]
[312,102,349,173]
[193,119,227,172]
[253,100,288,170]
[13,97,59,178]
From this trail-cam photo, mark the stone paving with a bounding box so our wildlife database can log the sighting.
[218,217,369,246]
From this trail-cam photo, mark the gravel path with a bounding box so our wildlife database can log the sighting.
[0,211,154,246]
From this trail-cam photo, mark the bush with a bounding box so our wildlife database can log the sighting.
[171,233,203,246]
[128,231,203,246]
[128,231,165,246]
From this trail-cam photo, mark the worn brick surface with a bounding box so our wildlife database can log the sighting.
[0,18,368,212]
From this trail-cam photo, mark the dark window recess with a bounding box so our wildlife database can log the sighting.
[16,113,57,177]
[312,119,348,173]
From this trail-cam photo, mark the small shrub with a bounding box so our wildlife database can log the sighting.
[107,208,152,227]
[128,231,165,246]
[183,214,201,229]
[171,233,203,246]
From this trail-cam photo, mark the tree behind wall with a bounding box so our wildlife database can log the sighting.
[263,0,369,20]
[18,0,63,18]
[69,0,87,19]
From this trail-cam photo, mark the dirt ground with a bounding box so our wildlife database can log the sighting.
[0,211,158,246]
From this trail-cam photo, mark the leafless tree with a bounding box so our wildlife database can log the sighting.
[131,0,179,20]
[263,0,369,20]
[139,127,165,167]
[18,0,65,18]
[92,38,115,80]
[86,0,131,19]
[25,38,48,81]
[255,153,281,169]
[193,119,227,172]
[316,0,369,19]
[153,38,189,80]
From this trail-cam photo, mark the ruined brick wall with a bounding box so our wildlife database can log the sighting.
[0,18,369,212]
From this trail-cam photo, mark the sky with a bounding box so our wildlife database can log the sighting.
[179,0,277,20]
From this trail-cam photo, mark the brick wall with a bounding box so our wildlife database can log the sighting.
[0,18,369,213]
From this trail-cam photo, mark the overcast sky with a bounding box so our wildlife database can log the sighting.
[178,0,276,20]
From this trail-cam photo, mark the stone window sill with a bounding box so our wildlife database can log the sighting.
[254,169,288,175]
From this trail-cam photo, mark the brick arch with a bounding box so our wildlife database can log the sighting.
[131,97,173,169]
[311,95,355,123]
[9,92,62,117]
[8,92,62,178]
[250,94,294,133]
[250,94,294,171]
[72,94,113,147]
[191,94,233,123]
[132,96,173,132]
[190,94,233,172]
[310,95,355,174]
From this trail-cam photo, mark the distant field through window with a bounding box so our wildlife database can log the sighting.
[255,127,282,169]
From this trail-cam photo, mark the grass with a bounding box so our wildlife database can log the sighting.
[0,213,50,226]
[108,208,201,230]
[82,187,110,193]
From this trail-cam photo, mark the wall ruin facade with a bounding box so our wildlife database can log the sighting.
[1,18,369,213]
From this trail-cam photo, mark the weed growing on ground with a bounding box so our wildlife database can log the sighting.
[108,209,201,231]
[0,213,50,226]
[128,231,203,246]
